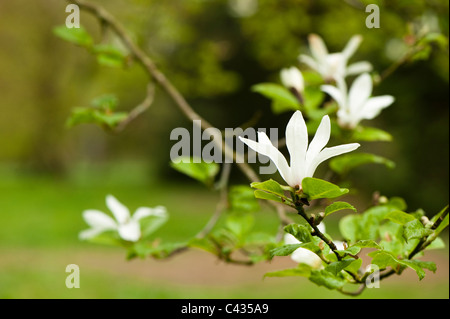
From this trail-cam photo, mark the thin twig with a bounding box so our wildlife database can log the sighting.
[195,163,232,239]
[115,83,155,132]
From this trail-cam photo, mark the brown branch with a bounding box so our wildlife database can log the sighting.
[114,83,155,132]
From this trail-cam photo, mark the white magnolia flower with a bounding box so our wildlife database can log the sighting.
[239,111,360,188]
[284,223,345,268]
[284,223,323,268]
[79,195,167,242]
[321,73,395,129]
[280,66,304,94]
[299,34,372,81]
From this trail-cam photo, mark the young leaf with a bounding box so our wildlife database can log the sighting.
[325,259,356,276]
[252,83,300,113]
[324,201,356,217]
[250,179,286,197]
[329,153,395,176]
[53,25,93,48]
[403,219,433,242]
[352,126,393,142]
[284,224,312,243]
[269,244,303,258]
[170,158,219,186]
[309,269,347,290]
[225,212,255,239]
[302,178,349,200]
[93,44,127,68]
[229,185,260,212]
[254,190,284,204]
[91,94,119,111]
[385,210,416,225]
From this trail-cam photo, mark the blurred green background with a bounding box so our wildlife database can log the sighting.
[0,0,448,298]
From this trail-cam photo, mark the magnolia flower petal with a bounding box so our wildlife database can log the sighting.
[342,35,363,60]
[291,247,323,268]
[79,227,107,240]
[239,133,292,186]
[346,61,373,76]
[299,54,319,72]
[285,111,309,186]
[305,143,360,178]
[334,240,346,251]
[308,34,328,62]
[132,206,168,221]
[280,67,304,93]
[348,73,373,115]
[284,233,300,245]
[360,95,395,120]
[106,195,130,224]
[82,209,117,229]
[306,115,331,172]
[321,84,346,108]
[118,221,141,242]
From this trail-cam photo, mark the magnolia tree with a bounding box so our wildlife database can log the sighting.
[56,0,448,296]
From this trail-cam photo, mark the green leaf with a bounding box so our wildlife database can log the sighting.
[309,269,347,290]
[252,83,300,113]
[93,111,128,128]
[325,259,356,276]
[329,153,395,176]
[132,241,187,259]
[264,264,312,278]
[225,212,255,238]
[369,251,434,280]
[269,244,303,258]
[254,190,284,204]
[403,219,433,242]
[170,158,219,186]
[335,246,361,257]
[229,185,260,212]
[93,44,127,68]
[90,94,119,111]
[53,25,93,48]
[351,240,381,249]
[385,210,416,225]
[324,201,356,217]
[352,126,393,142]
[302,178,349,200]
[250,179,286,197]
[345,258,363,274]
[284,224,312,243]
[66,107,97,127]
[303,86,325,112]
[339,214,362,244]
[66,107,127,128]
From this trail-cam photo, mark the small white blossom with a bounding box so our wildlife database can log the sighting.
[280,66,305,94]
[79,195,167,242]
[299,34,372,81]
[284,224,346,268]
[239,111,360,188]
[321,73,395,129]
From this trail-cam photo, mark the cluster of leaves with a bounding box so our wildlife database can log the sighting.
[253,177,448,291]
[53,26,130,129]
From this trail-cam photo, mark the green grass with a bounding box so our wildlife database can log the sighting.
[0,162,448,299]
